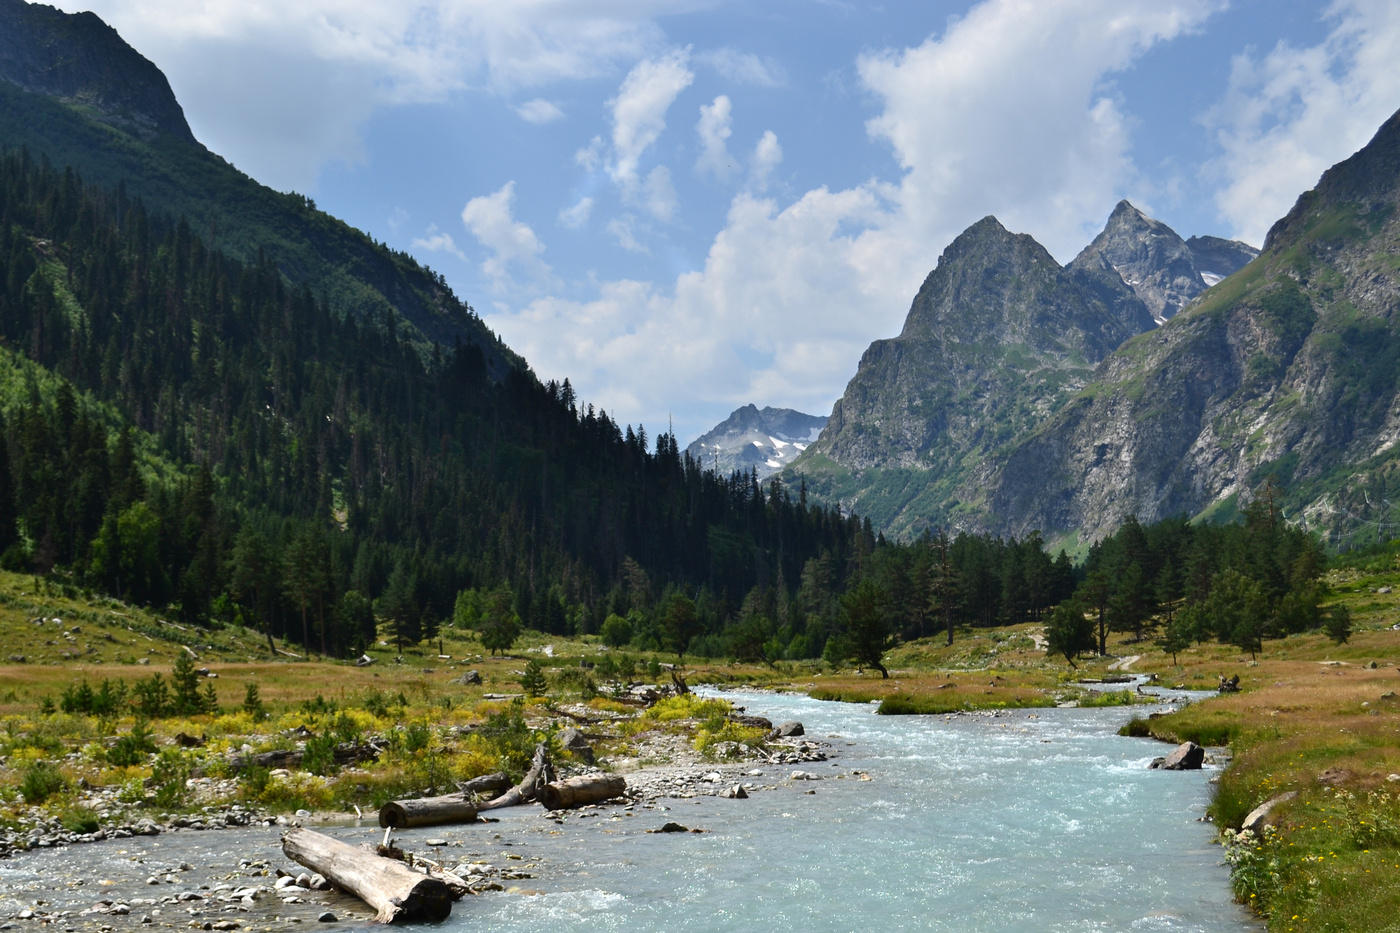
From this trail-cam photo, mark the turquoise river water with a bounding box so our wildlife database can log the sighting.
[0,688,1261,932]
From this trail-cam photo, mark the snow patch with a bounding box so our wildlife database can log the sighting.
[765,459,782,469]
[1200,271,1225,286]
[751,440,764,447]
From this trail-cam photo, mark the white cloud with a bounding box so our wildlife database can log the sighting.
[697,47,785,86]
[575,135,606,171]
[559,196,595,229]
[749,130,782,189]
[411,224,467,260]
[516,98,565,124]
[608,48,694,189]
[460,181,552,287]
[1205,0,1400,246]
[695,94,735,181]
[490,0,1227,443]
[52,0,679,191]
[856,0,1223,262]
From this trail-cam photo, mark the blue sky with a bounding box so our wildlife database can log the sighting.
[52,0,1400,447]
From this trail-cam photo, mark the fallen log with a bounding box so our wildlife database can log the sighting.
[231,741,382,772]
[281,827,453,924]
[537,774,627,810]
[477,742,554,811]
[378,795,478,829]
[456,772,512,799]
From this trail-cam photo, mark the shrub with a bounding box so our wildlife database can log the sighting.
[302,734,339,776]
[149,749,192,808]
[553,667,597,699]
[19,761,68,803]
[108,719,157,767]
[58,805,100,834]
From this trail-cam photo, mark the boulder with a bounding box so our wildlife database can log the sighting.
[453,670,482,685]
[558,727,595,764]
[773,721,805,737]
[1149,741,1204,771]
[1241,791,1297,833]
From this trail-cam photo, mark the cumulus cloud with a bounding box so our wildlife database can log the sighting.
[52,0,676,191]
[695,95,735,181]
[749,130,782,190]
[857,0,1222,262]
[490,0,1228,442]
[516,98,565,124]
[1204,0,1400,245]
[608,48,694,190]
[411,224,467,260]
[460,181,552,288]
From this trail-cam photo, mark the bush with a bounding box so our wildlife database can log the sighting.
[553,666,597,699]
[302,734,339,776]
[149,749,192,808]
[107,719,157,767]
[58,805,100,834]
[20,760,68,803]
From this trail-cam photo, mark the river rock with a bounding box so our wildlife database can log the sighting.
[1149,741,1204,771]
[772,721,805,738]
[1241,791,1297,833]
[559,727,595,764]
[722,784,748,799]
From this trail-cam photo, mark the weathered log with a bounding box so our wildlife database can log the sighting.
[477,742,553,811]
[378,795,478,829]
[537,774,627,810]
[281,827,453,924]
[456,772,512,798]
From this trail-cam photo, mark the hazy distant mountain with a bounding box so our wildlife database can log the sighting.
[686,405,827,480]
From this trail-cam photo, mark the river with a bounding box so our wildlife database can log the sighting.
[0,688,1260,932]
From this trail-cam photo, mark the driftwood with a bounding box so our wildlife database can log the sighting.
[537,774,627,810]
[477,742,554,811]
[281,827,453,924]
[378,795,478,829]
[457,772,512,799]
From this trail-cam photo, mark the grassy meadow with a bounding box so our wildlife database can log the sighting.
[0,554,1397,933]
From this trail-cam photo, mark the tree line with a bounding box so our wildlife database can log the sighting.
[0,149,1336,667]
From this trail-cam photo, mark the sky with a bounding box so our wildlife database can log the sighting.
[50,0,1400,447]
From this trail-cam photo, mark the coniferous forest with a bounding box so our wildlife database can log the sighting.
[0,148,1330,665]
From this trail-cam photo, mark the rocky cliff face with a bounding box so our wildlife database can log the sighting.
[789,215,1158,537]
[988,107,1400,545]
[0,0,194,142]
[1068,200,1257,323]
[685,405,826,480]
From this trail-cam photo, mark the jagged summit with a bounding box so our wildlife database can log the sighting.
[685,404,826,480]
[0,0,194,142]
[1069,200,1256,323]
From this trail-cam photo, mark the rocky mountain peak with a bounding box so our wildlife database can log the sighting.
[1068,200,1205,323]
[685,405,826,480]
[0,0,194,142]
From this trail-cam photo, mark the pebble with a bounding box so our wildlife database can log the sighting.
[317,913,337,923]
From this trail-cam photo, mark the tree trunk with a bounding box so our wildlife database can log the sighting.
[477,742,553,811]
[537,774,627,810]
[378,795,478,829]
[456,772,512,799]
[281,827,453,924]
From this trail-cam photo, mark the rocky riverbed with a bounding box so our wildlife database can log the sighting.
[0,728,834,931]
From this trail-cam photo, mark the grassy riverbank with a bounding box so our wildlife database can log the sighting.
[0,558,1397,931]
